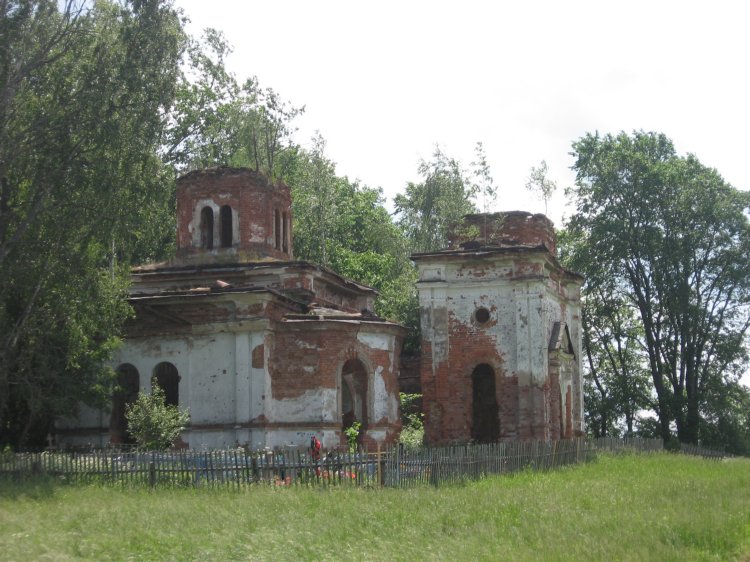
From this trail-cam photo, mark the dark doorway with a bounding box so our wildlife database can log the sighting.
[200,207,214,249]
[152,362,180,407]
[220,205,233,248]
[341,359,368,433]
[471,364,499,442]
[110,364,140,444]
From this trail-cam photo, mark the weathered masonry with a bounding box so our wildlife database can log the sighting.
[413,212,584,444]
[58,168,404,449]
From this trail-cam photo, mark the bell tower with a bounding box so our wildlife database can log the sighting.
[175,167,293,263]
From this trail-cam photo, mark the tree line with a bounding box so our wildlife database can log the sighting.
[1,1,748,453]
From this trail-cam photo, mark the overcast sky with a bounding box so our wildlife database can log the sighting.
[174,0,749,226]
[173,0,749,386]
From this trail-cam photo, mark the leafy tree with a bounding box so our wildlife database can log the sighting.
[232,80,304,176]
[287,132,340,266]
[163,28,240,170]
[164,29,303,178]
[580,285,652,437]
[559,229,652,437]
[125,384,190,450]
[566,131,750,446]
[525,160,557,215]
[0,0,186,447]
[394,146,477,253]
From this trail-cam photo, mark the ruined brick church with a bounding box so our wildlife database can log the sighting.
[58,167,583,448]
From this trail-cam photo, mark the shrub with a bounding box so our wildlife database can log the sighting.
[344,422,361,453]
[125,385,190,450]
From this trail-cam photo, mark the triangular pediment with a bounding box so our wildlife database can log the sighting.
[548,321,575,359]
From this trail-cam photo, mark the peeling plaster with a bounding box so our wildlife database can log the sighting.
[357,331,391,351]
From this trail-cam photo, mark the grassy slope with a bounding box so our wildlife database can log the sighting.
[1,453,749,561]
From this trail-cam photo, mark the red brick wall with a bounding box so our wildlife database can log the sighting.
[176,168,293,260]
[267,320,402,447]
[450,211,557,254]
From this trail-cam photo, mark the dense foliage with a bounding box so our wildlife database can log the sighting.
[0,0,185,447]
[564,131,750,452]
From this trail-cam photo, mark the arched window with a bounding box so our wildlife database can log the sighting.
[152,362,180,408]
[220,205,233,248]
[274,209,281,250]
[110,364,140,444]
[340,359,368,436]
[471,364,499,443]
[200,207,214,249]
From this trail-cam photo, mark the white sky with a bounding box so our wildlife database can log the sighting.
[174,0,749,226]
[175,0,750,385]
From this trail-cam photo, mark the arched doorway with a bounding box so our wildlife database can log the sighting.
[152,362,180,407]
[471,364,499,442]
[340,359,368,436]
[110,364,140,444]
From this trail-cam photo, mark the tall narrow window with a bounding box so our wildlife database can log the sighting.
[282,212,289,253]
[200,207,214,249]
[274,209,281,250]
[220,205,233,248]
[152,362,180,408]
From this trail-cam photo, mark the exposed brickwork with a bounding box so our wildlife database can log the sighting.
[251,344,264,369]
[450,211,557,254]
[267,320,403,447]
[416,211,584,445]
[176,167,293,262]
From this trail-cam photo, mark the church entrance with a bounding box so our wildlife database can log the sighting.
[341,359,368,436]
[471,364,499,442]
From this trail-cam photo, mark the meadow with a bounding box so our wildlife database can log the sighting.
[1,453,748,561]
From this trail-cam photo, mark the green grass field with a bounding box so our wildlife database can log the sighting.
[1,453,749,561]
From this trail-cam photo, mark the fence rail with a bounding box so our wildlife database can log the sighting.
[0,437,726,490]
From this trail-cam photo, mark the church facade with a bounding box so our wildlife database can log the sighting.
[58,168,404,449]
[58,168,584,449]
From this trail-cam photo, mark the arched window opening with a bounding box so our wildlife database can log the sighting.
[471,364,499,443]
[200,207,214,249]
[152,362,180,408]
[282,211,289,253]
[341,359,368,438]
[110,364,140,444]
[274,209,281,250]
[220,205,233,248]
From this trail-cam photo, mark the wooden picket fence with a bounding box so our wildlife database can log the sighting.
[0,437,727,489]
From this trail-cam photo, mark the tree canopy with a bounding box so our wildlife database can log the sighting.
[0,0,186,447]
[564,131,750,450]
[394,146,478,253]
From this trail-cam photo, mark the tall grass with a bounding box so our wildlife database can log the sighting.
[1,453,748,561]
